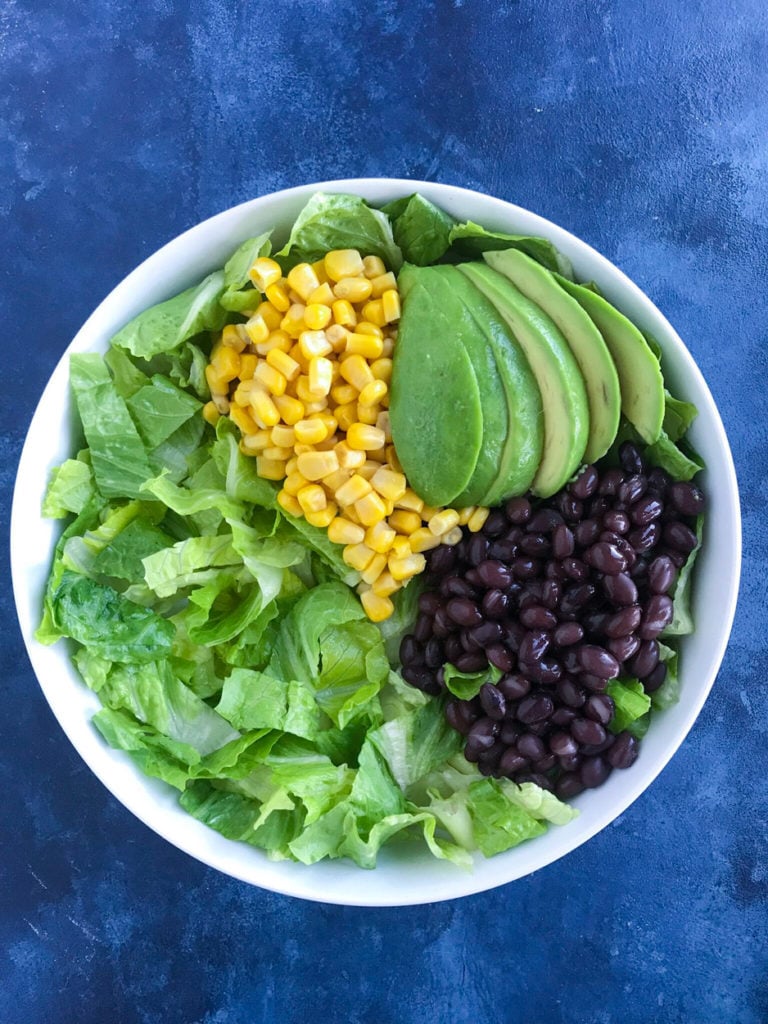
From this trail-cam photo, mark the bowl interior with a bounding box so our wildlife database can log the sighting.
[11,179,741,906]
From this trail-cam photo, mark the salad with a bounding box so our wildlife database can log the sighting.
[37,191,704,869]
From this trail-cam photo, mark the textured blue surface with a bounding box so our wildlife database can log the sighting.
[1,2,766,1021]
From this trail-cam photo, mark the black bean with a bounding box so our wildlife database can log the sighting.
[630,495,664,526]
[618,474,647,505]
[455,651,488,673]
[413,613,434,644]
[556,677,586,708]
[580,756,612,788]
[528,509,565,534]
[423,638,444,670]
[630,556,650,581]
[519,604,558,631]
[500,721,522,745]
[519,629,551,664]
[486,644,515,673]
[520,533,550,557]
[460,629,481,652]
[517,693,555,724]
[474,560,512,588]
[604,605,643,638]
[466,716,499,750]
[558,752,583,772]
[488,538,518,562]
[580,672,609,692]
[401,666,441,694]
[479,682,507,720]
[571,464,600,499]
[602,571,638,606]
[574,519,601,547]
[445,700,475,735]
[532,657,563,685]
[560,583,596,617]
[647,467,671,494]
[589,495,612,519]
[516,772,555,792]
[427,544,456,575]
[512,556,541,579]
[628,521,661,552]
[400,635,423,667]
[619,442,645,475]
[558,493,584,521]
[549,523,574,559]
[603,510,630,535]
[579,733,616,756]
[584,693,615,725]
[556,772,586,798]
[607,731,639,769]
[581,609,609,636]
[639,594,674,639]
[444,635,464,663]
[578,645,620,679]
[562,556,590,581]
[446,597,482,627]
[613,536,637,568]
[418,591,442,616]
[498,673,531,701]
[469,620,505,647]
[642,661,668,693]
[597,467,623,496]
[607,634,641,663]
[517,733,547,761]
[561,648,582,674]
[571,717,607,746]
[504,496,532,524]
[478,591,505,622]
[669,481,705,516]
[628,639,660,679]
[660,546,687,569]
[554,621,584,647]
[467,533,490,566]
[648,555,677,594]
[498,748,529,776]
[664,521,699,554]
[549,731,578,757]
[482,510,508,537]
[585,541,628,574]
[503,621,526,652]
[541,579,562,610]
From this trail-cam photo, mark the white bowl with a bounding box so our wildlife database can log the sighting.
[11,179,741,906]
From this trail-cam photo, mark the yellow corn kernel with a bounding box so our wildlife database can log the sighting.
[370,466,407,502]
[221,323,247,351]
[336,474,373,507]
[296,450,339,481]
[305,503,337,529]
[375,411,392,441]
[315,435,339,455]
[312,411,338,434]
[428,509,461,537]
[262,445,292,461]
[266,347,301,382]
[265,282,290,312]
[239,353,258,380]
[308,356,333,397]
[355,321,384,339]
[304,303,333,331]
[234,380,258,407]
[331,382,358,406]
[388,509,422,535]
[249,389,280,429]
[360,552,388,586]
[361,299,386,327]
[356,403,380,426]
[283,471,309,496]
[335,402,358,432]
[211,395,230,415]
[322,467,352,494]
[358,380,388,407]
[389,551,426,581]
[229,403,259,435]
[442,526,464,546]
[385,445,403,473]
[270,423,296,448]
[333,276,373,303]
[307,282,335,306]
[238,439,256,457]
[355,491,387,527]
[256,301,283,332]
[254,361,287,397]
[467,507,490,533]
[240,429,272,452]
[410,527,442,553]
[325,249,365,281]
[362,255,386,279]
[370,357,393,383]
[256,456,286,481]
[281,303,307,338]
[248,256,282,291]
[366,446,388,465]
[295,375,317,405]
[334,440,366,470]
[345,332,384,360]
[381,336,395,358]
[294,418,329,445]
[394,488,424,514]
[202,400,220,426]
[365,520,397,554]
[346,422,386,451]
[256,330,293,356]
[343,542,376,572]
[304,399,329,416]
[277,489,303,518]
[382,289,401,323]
[371,571,399,598]
[332,299,357,328]
[297,484,327,515]
[370,271,397,298]
[356,460,379,481]
[298,329,332,360]
[457,506,476,526]
[328,517,366,546]
[211,345,241,381]
[286,262,321,302]
[312,259,330,285]
[273,394,305,425]
[244,313,270,346]
[285,456,299,475]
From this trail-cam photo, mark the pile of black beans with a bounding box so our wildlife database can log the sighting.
[399,442,704,800]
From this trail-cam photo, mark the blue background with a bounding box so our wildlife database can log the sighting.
[2,2,766,1022]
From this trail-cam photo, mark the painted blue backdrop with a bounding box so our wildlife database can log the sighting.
[1,2,766,1022]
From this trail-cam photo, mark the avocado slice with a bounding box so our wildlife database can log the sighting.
[553,274,664,444]
[459,263,589,497]
[442,266,543,503]
[483,249,621,463]
[389,280,484,506]
[393,266,509,506]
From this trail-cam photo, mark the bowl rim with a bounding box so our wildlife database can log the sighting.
[11,177,742,906]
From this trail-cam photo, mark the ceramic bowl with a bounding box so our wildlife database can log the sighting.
[11,179,741,905]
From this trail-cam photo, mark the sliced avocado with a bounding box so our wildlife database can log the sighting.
[442,266,543,503]
[459,263,590,497]
[483,249,621,463]
[389,280,483,506]
[394,266,509,505]
[554,274,664,444]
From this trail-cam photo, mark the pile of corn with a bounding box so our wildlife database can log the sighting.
[203,248,489,622]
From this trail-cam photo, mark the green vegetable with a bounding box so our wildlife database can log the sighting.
[606,678,652,735]
[219,232,272,312]
[42,456,95,518]
[442,663,502,701]
[448,220,573,277]
[663,516,703,636]
[382,193,456,265]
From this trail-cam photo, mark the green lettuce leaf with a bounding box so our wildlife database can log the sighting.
[216,668,321,740]
[467,779,547,857]
[220,231,272,312]
[93,707,198,790]
[368,702,462,792]
[663,515,703,636]
[606,678,652,734]
[91,518,176,583]
[652,642,682,710]
[442,663,502,701]
[42,456,95,518]
[447,221,573,277]
[382,193,455,265]
[126,375,202,448]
